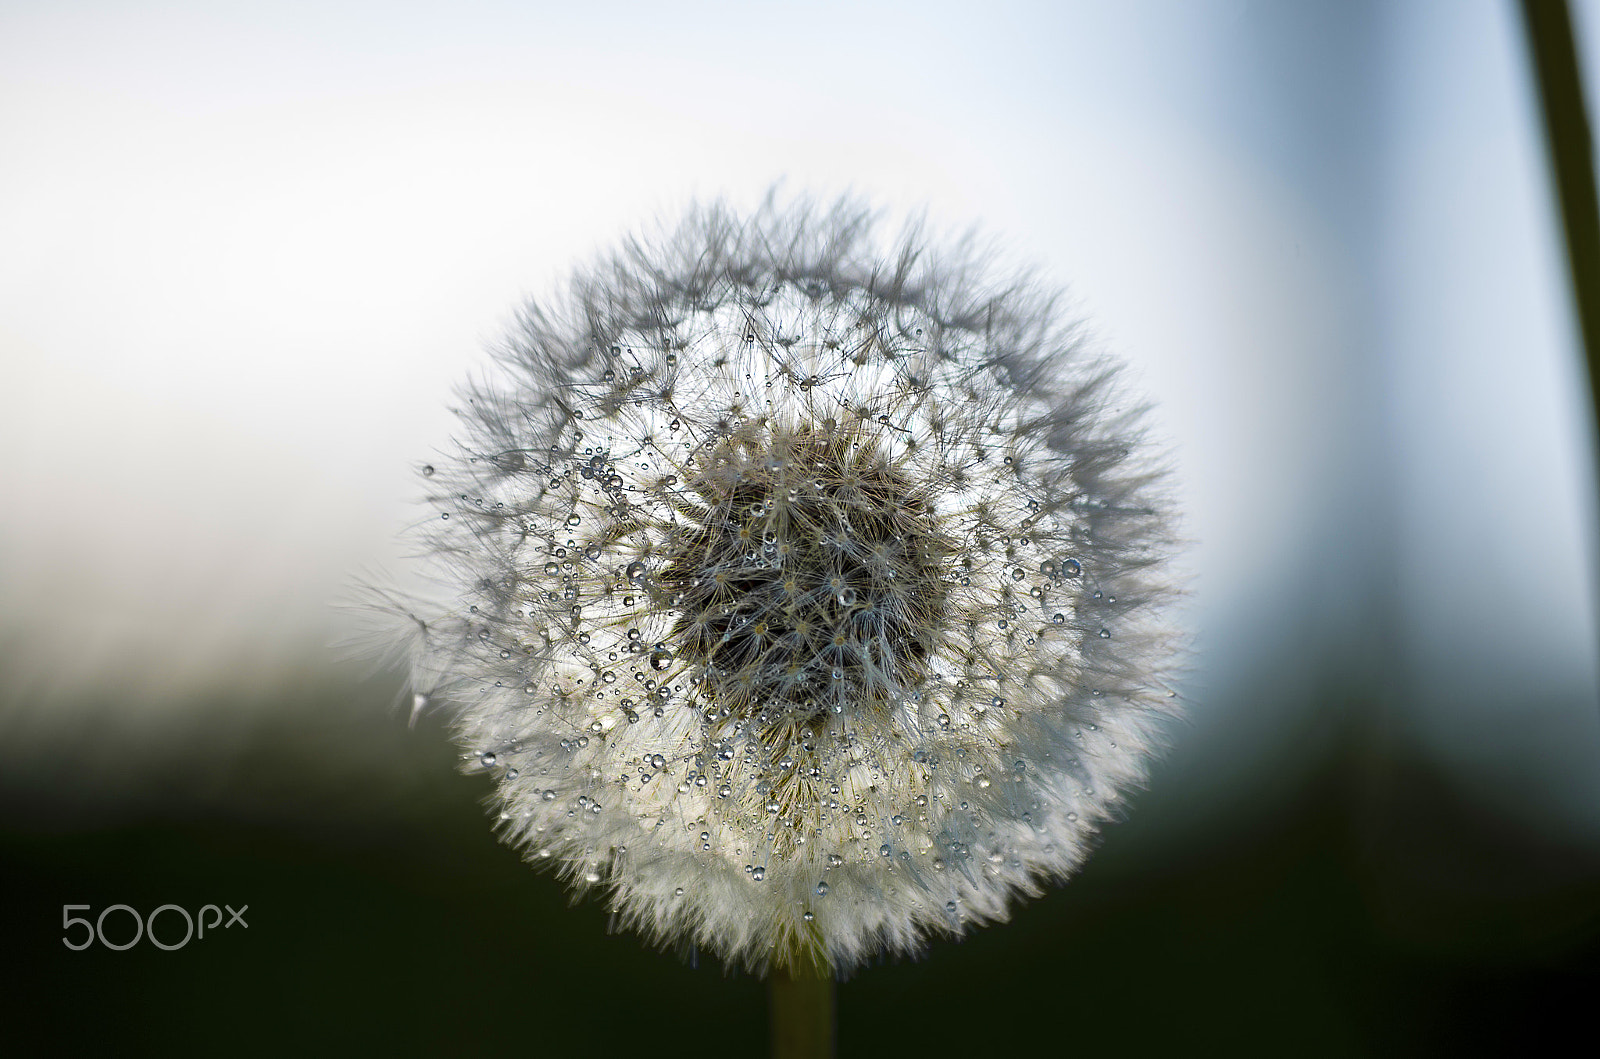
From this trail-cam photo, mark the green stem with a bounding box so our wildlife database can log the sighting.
[1520,0,1600,677]
[768,954,834,1059]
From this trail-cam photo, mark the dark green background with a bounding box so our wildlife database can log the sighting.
[3,670,1593,1056]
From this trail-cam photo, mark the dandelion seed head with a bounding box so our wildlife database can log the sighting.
[389,194,1180,973]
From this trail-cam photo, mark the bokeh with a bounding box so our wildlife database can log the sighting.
[2,1,1596,1052]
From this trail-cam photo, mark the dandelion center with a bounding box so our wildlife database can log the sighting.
[661,421,952,728]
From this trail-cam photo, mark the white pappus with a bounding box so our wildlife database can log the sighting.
[386,194,1181,974]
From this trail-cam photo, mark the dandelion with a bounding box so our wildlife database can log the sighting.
[388,194,1179,977]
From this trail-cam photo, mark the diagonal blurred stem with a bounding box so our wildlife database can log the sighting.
[1520,0,1600,691]
[769,953,834,1059]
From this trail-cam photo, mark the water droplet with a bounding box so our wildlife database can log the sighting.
[649,647,673,670]
[650,754,666,769]
[626,561,646,581]
[816,882,830,896]
[480,752,497,768]
[879,844,891,857]
[945,901,958,915]
[1099,627,1111,638]
[974,774,991,789]
[1051,613,1066,624]
[506,768,519,780]
[566,514,581,528]
[1011,568,1025,582]
[1062,559,1082,578]
[751,866,766,881]
[421,464,435,477]
[440,512,449,520]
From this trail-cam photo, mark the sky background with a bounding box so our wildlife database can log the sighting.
[2,0,1597,999]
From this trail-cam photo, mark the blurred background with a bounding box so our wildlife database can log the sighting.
[2,0,1597,1052]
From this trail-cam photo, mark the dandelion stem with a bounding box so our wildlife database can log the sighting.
[1520,0,1600,672]
[768,954,834,1059]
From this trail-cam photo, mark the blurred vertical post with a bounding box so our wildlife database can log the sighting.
[1521,0,1600,692]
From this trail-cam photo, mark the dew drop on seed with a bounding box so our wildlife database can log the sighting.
[1052,613,1066,624]
[626,561,646,581]
[649,647,673,670]
[1099,628,1111,638]
[751,866,765,881]
[480,752,497,767]
[816,882,830,896]
[1063,559,1082,578]
[422,464,435,477]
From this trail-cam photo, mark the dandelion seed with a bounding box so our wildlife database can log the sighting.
[382,193,1180,974]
